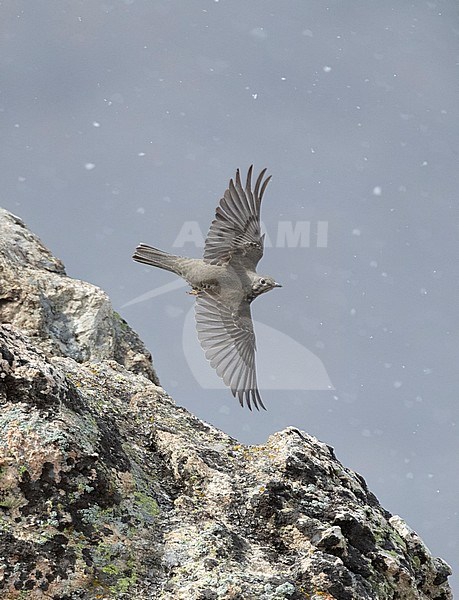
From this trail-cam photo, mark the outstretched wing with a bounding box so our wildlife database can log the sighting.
[195,292,265,411]
[203,166,271,270]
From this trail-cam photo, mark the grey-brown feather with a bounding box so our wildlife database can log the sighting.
[203,166,271,270]
[132,166,279,411]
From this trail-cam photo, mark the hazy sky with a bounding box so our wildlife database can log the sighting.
[1,1,458,591]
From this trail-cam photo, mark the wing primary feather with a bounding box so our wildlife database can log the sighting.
[254,168,268,200]
[234,169,253,216]
[245,165,254,193]
[228,180,250,221]
[259,175,272,203]
[235,356,250,401]
[243,165,256,215]
[255,388,266,411]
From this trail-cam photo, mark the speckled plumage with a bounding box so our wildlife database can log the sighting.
[133,167,281,410]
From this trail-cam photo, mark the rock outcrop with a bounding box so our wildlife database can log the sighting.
[0,208,452,599]
[0,208,158,384]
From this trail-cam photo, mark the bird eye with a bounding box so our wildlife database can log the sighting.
[260,278,266,285]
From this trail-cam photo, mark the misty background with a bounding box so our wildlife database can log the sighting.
[1,0,457,591]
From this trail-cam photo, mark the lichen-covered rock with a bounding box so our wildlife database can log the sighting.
[0,324,452,599]
[0,208,158,383]
[0,325,166,598]
[0,208,453,599]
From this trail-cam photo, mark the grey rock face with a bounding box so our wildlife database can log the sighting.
[0,209,452,599]
[0,208,158,383]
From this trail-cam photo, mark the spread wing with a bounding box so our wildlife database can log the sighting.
[195,291,265,411]
[203,166,271,270]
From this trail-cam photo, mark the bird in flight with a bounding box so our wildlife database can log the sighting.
[133,166,281,410]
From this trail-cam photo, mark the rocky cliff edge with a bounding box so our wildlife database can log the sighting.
[0,208,452,599]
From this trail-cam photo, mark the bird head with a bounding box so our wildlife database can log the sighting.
[251,275,282,298]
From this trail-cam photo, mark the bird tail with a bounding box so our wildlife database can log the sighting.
[133,243,182,275]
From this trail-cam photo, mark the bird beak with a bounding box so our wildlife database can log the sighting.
[274,282,282,288]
